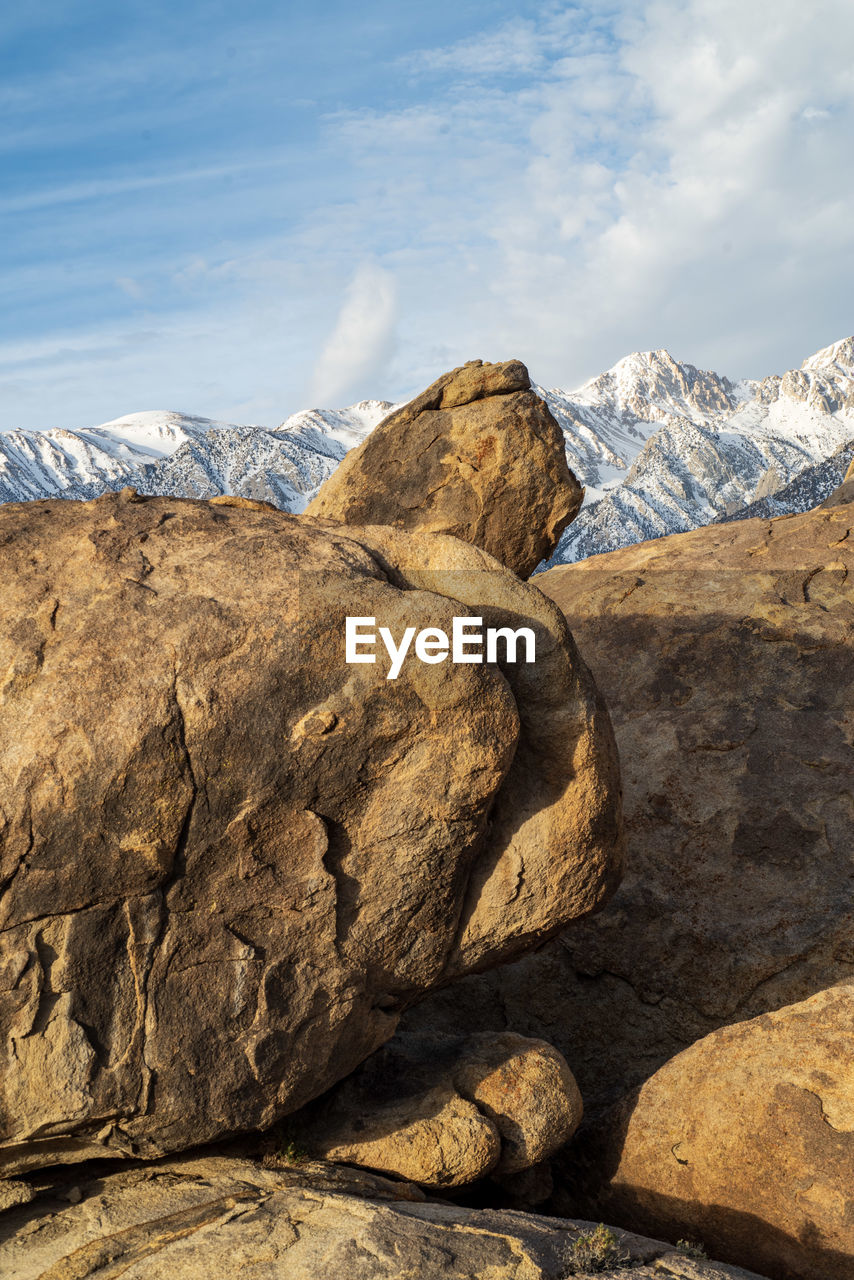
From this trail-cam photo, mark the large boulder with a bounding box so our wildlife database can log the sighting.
[402,503,854,1119]
[0,1153,772,1279]
[305,359,583,578]
[568,984,854,1280]
[0,490,623,1176]
[290,1030,582,1188]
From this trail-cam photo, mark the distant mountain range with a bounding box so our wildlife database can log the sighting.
[538,336,854,565]
[0,401,395,511]
[3,338,853,565]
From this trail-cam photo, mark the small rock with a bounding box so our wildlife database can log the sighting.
[293,1031,583,1188]
[0,1179,35,1211]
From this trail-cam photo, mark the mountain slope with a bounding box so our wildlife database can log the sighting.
[0,403,395,509]
[539,337,854,566]
[715,438,854,524]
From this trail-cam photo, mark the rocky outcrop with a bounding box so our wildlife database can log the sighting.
[0,1154,772,1279]
[291,1031,582,1188]
[403,502,854,1122]
[305,359,583,577]
[0,489,623,1176]
[569,984,854,1280]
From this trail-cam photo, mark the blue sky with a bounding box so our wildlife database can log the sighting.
[3,0,854,428]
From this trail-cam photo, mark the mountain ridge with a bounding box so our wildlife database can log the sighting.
[2,341,852,562]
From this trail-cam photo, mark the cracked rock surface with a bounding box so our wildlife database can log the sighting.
[0,490,623,1176]
[305,358,583,578]
[565,984,854,1280]
[403,504,854,1122]
[0,1154,772,1279]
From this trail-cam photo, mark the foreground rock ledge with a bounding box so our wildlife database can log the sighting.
[0,1155,772,1279]
[0,492,623,1176]
[305,358,584,578]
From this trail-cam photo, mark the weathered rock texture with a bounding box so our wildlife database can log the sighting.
[292,1031,582,1188]
[402,503,854,1119]
[305,359,584,577]
[568,985,854,1280]
[0,1154,772,1279]
[0,491,622,1176]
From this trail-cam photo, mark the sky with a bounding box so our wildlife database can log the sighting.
[2,0,854,429]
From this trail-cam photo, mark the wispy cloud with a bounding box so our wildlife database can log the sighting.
[0,153,293,215]
[311,262,398,405]
[114,276,145,300]
[399,18,550,77]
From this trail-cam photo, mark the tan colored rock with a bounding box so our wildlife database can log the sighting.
[305,359,583,578]
[453,1032,582,1175]
[0,1154,771,1279]
[303,1085,501,1189]
[569,985,854,1280]
[404,503,854,1124]
[0,1180,34,1212]
[0,492,623,1176]
[294,1031,582,1187]
[352,527,625,977]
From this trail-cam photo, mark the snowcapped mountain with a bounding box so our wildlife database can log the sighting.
[538,337,854,566]
[715,437,854,525]
[0,403,396,509]
[2,340,853,563]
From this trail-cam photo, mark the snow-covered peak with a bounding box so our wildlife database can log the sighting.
[75,410,246,462]
[273,400,397,461]
[801,335,854,375]
[541,337,854,567]
[570,348,734,427]
[96,409,226,431]
[276,400,395,444]
[0,399,398,508]
[537,349,737,505]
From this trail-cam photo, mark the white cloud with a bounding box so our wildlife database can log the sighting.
[310,262,398,405]
[4,1,854,429]
[324,0,854,386]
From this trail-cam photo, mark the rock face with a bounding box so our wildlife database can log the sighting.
[0,1154,772,1279]
[292,1031,582,1188]
[0,490,623,1176]
[305,359,583,577]
[403,502,854,1121]
[570,985,854,1280]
